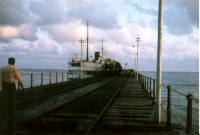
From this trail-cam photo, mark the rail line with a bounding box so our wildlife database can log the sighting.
[16,77,127,134]
[16,76,107,108]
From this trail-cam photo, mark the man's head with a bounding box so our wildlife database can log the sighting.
[8,57,15,65]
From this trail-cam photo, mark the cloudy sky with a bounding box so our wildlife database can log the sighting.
[0,0,199,72]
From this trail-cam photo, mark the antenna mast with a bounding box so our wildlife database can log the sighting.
[136,35,141,80]
[101,38,105,63]
[86,21,89,61]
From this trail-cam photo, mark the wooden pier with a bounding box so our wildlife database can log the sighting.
[93,78,180,134]
[1,76,183,134]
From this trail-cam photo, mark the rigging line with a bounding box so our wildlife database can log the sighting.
[1,0,68,23]
[0,1,103,47]
[146,0,154,24]
[0,4,27,22]
[0,0,69,39]
[0,0,37,22]
[137,0,143,36]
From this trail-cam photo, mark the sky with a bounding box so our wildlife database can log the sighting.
[0,0,199,72]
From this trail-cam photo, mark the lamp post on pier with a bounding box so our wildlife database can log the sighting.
[135,53,137,74]
[133,36,141,80]
[79,37,84,79]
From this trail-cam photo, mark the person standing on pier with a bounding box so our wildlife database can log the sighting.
[0,57,24,134]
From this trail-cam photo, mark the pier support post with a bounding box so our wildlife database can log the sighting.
[146,77,149,95]
[56,72,58,84]
[49,73,51,85]
[41,73,43,86]
[144,77,146,92]
[149,78,152,99]
[62,72,64,83]
[152,79,156,105]
[186,94,193,134]
[166,85,172,130]
[31,73,33,88]
[142,75,144,89]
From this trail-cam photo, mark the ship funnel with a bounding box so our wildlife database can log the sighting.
[95,52,100,60]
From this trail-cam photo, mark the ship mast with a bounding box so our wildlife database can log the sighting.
[86,21,89,61]
[101,38,105,63]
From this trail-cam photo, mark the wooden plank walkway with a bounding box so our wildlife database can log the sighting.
[12,77,183,134]
[94,78,181,135]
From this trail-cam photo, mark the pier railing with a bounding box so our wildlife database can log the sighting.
[17,72,68,89]
[138,73,199,134]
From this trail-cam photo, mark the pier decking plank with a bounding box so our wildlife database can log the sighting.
[14,77,182,134]
[95,78,180,134]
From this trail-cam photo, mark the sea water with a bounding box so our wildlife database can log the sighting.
[19,69,68,88]
[141,71,199,133]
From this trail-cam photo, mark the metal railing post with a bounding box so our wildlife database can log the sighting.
[144,76,146,92]
[41,73,43,86]
[56,72,58,84]
[141,75,143,89]
[146,77,149,95]
[67,71,68,81]
[138,74,140,83]
[166,85,172,130]
[142,75,144,86]
[152,79,156,105]
[30,73,33,88]
[149,78,152,99]
[138,73,140,82]
[49,73,51,85]
[62,72,64,83]
[146,77,148,93]
[186,94,193,134]
[141,75,143,87]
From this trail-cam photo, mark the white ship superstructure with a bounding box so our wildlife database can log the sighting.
[68,52,104,80]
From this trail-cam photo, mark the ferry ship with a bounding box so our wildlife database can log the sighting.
[67,21,122,80]
[68,52,104,80]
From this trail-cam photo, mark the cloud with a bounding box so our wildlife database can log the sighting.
[41,21,85,43]
[0,0,198,72]
[19,24,37,41]
[0,24,37,41]
[30,0,65,25]
[0,25,18,38]
[66,0,119,29]
[126,0,199,36]
[163,40,199,62]
[164,0,199,35]
[37,39,59,54]
[105,27,133,45]
[0,0,28,26]
[0,38,11,43]
[181,0,199,27]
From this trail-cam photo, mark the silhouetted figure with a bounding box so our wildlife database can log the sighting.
[0,57,24,134]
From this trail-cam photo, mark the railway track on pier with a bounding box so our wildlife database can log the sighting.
[16,77,116,124]
[16,76,107,107]
[17,77,128,134]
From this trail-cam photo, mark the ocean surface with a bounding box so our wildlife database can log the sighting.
[0,69,199,133]
[141,71,199,133]
[19,69,68,88]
